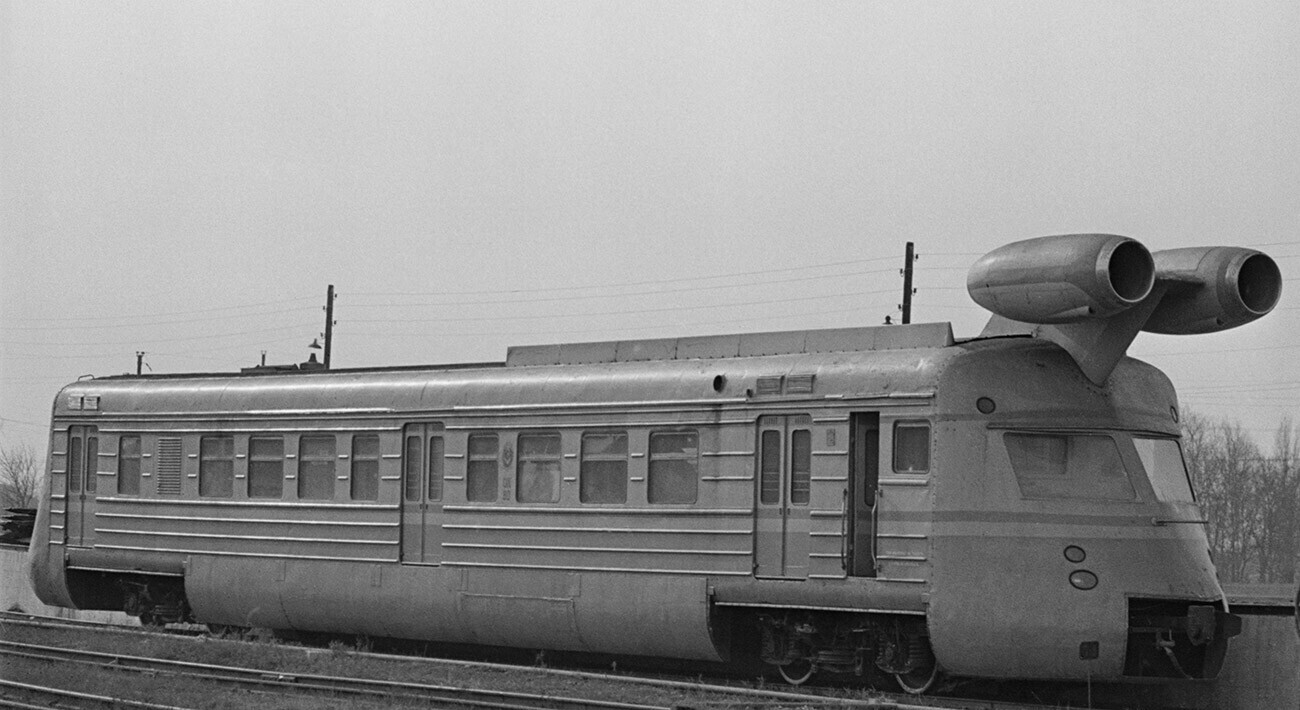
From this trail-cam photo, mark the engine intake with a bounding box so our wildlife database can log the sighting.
[967,234,1155,324]
[1142,247,1282,334]
[968,233,1281,384]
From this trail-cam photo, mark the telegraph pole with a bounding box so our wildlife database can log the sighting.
[901,242,916,324]
[323,284,335,369]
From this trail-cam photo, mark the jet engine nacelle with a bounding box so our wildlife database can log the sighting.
[1142,247,1282,335]
[967,234,1155,324]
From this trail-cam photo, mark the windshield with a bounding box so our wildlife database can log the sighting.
[1133,437,1196,503]
[1004,432,1136,501]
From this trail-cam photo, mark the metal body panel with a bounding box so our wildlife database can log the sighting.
[185,556,722,661]
[926,341,1219,680]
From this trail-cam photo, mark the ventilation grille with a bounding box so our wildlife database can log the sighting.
[157,438,183,495]
[756,376,784,396]
[786,373,816,394]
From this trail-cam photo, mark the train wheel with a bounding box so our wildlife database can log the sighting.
[894,655,940,695]
[777,659,815,685]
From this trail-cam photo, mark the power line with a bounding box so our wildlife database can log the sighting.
[2,297,319,324]
[349,287,898,327]
[346,266,900,310]
[3,305,319,332]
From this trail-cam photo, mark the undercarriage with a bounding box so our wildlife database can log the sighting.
[755,611,940,694]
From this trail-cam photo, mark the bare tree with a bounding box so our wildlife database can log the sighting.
[1183,411,1268,582]
[0,442,42,509]
[1258,417,1300,583]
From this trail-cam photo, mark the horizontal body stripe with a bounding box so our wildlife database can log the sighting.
[712,600,924,616]
[443,524,749,535]
[92,425,401,434]
[443,543,749,556]
[95,512,395,528]
[443,560,749,576]
[94,497,392,511]
[91,543,391,563]
[98,529,393,545]
[442,506,753,516]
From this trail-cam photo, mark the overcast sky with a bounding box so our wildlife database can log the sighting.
[2,2,1297,454]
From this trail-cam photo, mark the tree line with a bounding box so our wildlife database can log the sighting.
[1183,410,1300,584]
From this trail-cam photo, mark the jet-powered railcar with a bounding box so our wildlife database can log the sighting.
[30,234,1281,693]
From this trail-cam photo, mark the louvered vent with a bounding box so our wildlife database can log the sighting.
[157,438,183,495]
[786,373,816,394]
[756,376,784,396]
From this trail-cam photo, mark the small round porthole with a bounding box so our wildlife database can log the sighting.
[713,375,726,393]
[1069,570,1099,591]
[976,397,996,414]
[1064,545,1087,563]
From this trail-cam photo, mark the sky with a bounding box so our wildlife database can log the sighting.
[2,2,1298,456]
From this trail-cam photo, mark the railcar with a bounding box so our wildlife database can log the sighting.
[29,234,1281,693]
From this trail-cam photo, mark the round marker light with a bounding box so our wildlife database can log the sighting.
[1069,570,1099,591]
[976,397,996,414]
[1064,545,1087,563]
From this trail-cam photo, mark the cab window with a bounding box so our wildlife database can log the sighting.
[893,421,931,473]
[1005,432,1135,500]
[1134,437,1195,503]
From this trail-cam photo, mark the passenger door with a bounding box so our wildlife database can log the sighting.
[64,426,99,547]
[848,412,880,577]
[753,415,812,579]
[401,423,445,564]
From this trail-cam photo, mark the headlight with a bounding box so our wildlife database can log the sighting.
[1069,570,1099,590]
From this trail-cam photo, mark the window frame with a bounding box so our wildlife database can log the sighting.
[350,434,381,501]
[1003,430,1137,501]
[790,428,812,505]
[199,435,235,498]
[516,432,562,503]
[580,430,628,504]
[892,420,932,474]
[248,435,284,499]
[466,433,499,503]
[297,434,337,501]
[647,429,699,505]
[117,435,142,496]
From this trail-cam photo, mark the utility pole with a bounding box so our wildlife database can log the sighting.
[900,242,916,324]
[323,284,335,369]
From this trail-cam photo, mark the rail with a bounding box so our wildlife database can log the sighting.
[0,611,1092,710]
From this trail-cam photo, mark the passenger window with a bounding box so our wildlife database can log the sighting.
[118,436,142,495]
[298,435,336,500]
[648,430,698,504]
[68,435,82,493]
[199,436,234,498]
[791,429,811,504]
[404,435,423,502]
[466,434,498,502]
[893,422,931,474]
[759,431,781,504]
[1005,432,1135,500]
[248,436,284,498]
[581,432,627,503]
[85,435,98,493]
[517,433,561,503]
[351,435,380,501]
[427,436,445,501]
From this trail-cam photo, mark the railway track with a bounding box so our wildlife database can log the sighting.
[0,611,1100,710]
